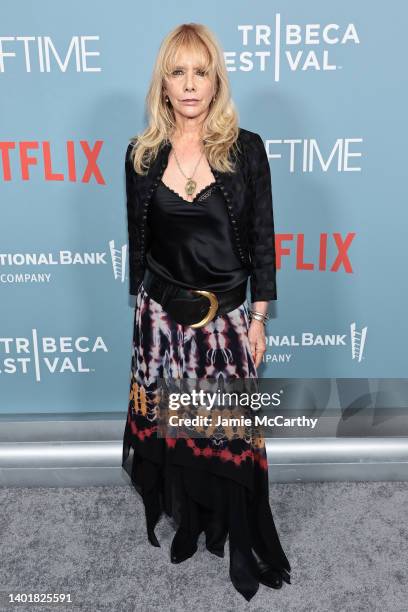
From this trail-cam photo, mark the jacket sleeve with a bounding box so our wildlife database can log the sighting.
[125,143,144,296]
[248,132,278,303]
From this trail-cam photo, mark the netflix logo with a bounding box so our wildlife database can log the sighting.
[277,233,356,272]
[0,140,105,183]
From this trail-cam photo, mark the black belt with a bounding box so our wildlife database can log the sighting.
[142,268,247,328]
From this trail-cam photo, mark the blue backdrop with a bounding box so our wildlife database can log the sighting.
[1,1,407,415]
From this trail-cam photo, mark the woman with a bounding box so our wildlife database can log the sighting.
[122,23,291,601]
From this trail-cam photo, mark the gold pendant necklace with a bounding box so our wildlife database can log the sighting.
[171,143,205,201]
[185,178,197,196]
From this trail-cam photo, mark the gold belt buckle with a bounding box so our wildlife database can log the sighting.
[190,290,219,328]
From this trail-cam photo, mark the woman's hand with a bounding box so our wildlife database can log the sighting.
[248,319,266,369]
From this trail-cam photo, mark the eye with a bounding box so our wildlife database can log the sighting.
[170,68,207,76]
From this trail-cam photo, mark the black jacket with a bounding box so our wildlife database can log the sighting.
[125,127,277,303]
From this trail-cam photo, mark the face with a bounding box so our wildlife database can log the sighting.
[163,48,216,124]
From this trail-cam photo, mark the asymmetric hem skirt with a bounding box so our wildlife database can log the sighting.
[122,282,291,601]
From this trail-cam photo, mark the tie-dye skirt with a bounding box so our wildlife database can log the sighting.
[122,281,291,601]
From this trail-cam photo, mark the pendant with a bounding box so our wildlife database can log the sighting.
[185,178,197,197]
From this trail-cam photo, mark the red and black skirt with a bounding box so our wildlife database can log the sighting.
[122,282,291,601]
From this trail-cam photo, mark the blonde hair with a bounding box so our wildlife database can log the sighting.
[129,23,241,175]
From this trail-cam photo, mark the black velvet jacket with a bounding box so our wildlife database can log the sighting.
[125,127,277,303]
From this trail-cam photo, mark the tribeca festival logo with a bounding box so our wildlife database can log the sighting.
[0,240,127,287]
[227,16,360,80]
[265,321,368,364]
[0,332,108,381]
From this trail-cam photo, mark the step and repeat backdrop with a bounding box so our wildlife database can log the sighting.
[1,1,407,416]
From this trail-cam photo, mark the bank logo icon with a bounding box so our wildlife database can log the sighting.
[350,322,367,362]
[109,240,127,284]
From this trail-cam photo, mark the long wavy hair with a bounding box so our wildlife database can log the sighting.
[129,23,241,175]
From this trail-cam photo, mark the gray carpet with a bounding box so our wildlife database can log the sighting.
[1,481,407,612]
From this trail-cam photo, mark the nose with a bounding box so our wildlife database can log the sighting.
[184,70,196,91]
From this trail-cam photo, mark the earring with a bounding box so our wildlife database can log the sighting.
[165,96,169,103]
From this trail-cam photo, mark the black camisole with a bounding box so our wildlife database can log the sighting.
[145,179,248,292]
